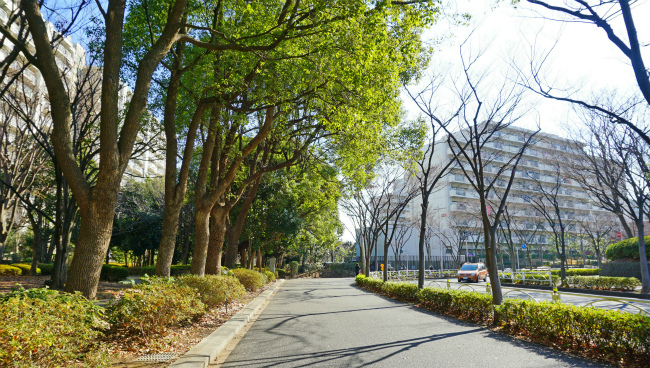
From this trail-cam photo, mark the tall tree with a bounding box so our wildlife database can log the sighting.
[1,0,190,298]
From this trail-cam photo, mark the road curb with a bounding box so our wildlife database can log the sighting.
[169,279,284,368]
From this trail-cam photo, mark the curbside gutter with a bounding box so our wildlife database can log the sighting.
[169,279,284,368]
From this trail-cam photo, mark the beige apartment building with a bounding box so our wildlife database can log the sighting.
[364,125,618,269]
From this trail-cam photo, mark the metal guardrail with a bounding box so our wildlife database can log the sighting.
[498,270,553,286]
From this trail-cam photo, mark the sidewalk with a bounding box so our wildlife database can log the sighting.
[215,278,608,368]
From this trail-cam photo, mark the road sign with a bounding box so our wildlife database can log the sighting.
[616,231,622,239]
[400,249,403,254]
[522,244,526,250]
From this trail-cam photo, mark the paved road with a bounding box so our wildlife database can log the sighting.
[418,278,650,315]
[219,278,608,368]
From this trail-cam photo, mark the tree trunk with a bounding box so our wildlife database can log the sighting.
[485,226,503,305]
[205,205,228,274]
[190,207,211,275]
[636,219,650,293]
[241,246,248,269]
[155,203,183,276]
[64,203,116,299]
[417,202,427,288]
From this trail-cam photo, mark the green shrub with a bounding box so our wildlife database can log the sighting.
[9,263,40,276]
[176,275,246,308]
[262,269,276,282]
[171,264,191,275]
[106,282,205,337]
[356,274,650,366]
[498,298,650,366]
[0,287,108,367]
[551,268,600,276]
[38,263,54,276]
[231,268,265,291]
[566,276,640,291]
[277,269,287,278]
[127,265,156,276]
[289,261,299,277]
[0,264,21,276]
[606,236,650,261]
[100,264,129,281]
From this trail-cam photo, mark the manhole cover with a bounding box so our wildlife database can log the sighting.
[133,353,178,362]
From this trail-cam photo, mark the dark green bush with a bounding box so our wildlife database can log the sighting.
[566,276,640,291]
[106,282,205,337]
[171,264,191,275]
[100,264,129,281]
[606,236,650,261]
[498,298,650,366]
[0,287,108,367]
[289,261,299,277]
[9,263,40,276]
[0,264,21,276]
[175,275,246,308]
[38,263,53,276]
[232,268,265,291]
[551,268,600,276]
[277,269,287,278]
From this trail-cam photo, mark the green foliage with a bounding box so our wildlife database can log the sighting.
[566,276,640,291]
[0,265,21,276]
[0,287,108,367]
[289,261,299,277]
[418,287,494,324]
[106,283,205,337]
[498,299,650,366]
[356,275,650,366]
[262,270,276,282]
[175,275,246,308]
[100,264,130,282]
[605,236,650,261]
[551,268,600,276]
[9,263,40,276]
[38,263,53,276]
[231,268,265,291]
[277,269,287,278]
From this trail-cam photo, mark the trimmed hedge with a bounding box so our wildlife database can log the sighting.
[606,236,650,261]
[551,268,600,276]
[106,282,205,337]
[10,263,40,275]
[232,268,265,291]
[355,275,650,366]
[0,287,108,367]
[127,264,192,276]
[277,269,287,278]
[175,275,246,308]
[100,264,129,281]
[566,276,640,291]
[499,299,650,366]
[0,264,21,276]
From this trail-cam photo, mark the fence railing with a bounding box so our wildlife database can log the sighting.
[498,270,553,286]
[368,269,458,280]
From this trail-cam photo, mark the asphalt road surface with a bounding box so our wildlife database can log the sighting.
[219,278,609,368]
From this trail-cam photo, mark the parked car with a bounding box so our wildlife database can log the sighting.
[457,262,488,283]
